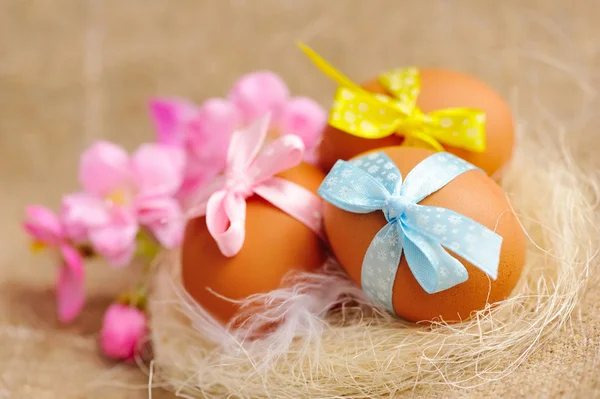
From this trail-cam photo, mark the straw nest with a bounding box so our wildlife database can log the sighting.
[148,112,600,398]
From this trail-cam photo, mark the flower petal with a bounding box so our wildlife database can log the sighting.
[131,143,186,197]
[136,196,184,249]
[176,163,223,205]
[89,207,138,268]
[148,97,197,146]
[185,98,238,168]
[23,205,64,245]
[60,192,111,243]
[79,141,131,197]
[278,96,327,150]
[57,245,85,323]
[228,71,290,124]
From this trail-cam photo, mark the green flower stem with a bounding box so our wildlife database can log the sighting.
[117,283,147,311]
[114,230,162,311]
[135,230,161,273]
[115,231,161,311]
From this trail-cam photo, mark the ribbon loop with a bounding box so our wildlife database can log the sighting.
[317,151,502,314]
[250,134,305,185]
[423,108,487,151]
[329,87,402,139]
[187,114,324,257]
[299,43,487,153]
[320,156,396,214]
[205,190,247,257]
[226,114,270,174]
[378,68,420,108]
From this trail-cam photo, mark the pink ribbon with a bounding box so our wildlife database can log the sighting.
[186,114,324,257]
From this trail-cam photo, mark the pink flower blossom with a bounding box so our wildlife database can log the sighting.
[278,96,327,153]
[23,205,85,323]
[87,206,138,268]
[149,97,239,200]
[227,72,326,155]
[150,72,326,193]
[99,303,147,361]
[61,193,110,244]
[62,141,186,267]
[227,70,290,125]
[24,205,64,246]
[136,196,184,249]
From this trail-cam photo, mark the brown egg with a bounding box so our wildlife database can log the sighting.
[318,68,515,177]
[181,163,327,324]
[323,147,526,323]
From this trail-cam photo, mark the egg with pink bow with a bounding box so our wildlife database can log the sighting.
[181,115,327,325]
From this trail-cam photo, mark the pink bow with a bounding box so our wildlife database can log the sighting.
[187,114,324,257]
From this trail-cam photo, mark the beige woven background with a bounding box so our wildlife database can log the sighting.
[1,0,600,397]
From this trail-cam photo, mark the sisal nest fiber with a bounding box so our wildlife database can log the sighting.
[148,89,600,398]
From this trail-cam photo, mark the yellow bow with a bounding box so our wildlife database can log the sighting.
[298,43,487,153]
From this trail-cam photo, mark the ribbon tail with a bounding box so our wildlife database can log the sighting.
[205,190,247,257]
[403,206,501,281]
[298,42,366,94]
[424,108,487,152]
[402,223,468,294]
[253,177,324,240]
[361,222,402,313]
[298,44,413,141]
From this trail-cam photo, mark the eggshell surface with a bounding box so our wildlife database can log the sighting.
[317,68,515,177]
[181,163,327,324]
[323,146,526,322]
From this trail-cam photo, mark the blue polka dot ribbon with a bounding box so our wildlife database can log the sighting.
[318,152,502,314]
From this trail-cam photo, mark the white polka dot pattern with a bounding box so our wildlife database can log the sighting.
[299,43,488,153]
[317,151,503,314]
[327,68,487,152]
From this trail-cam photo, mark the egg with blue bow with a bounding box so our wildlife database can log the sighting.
[319,147,526,322]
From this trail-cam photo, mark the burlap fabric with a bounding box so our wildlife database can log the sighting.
[1,1,599,397]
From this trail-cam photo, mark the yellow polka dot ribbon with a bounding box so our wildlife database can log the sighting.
[298,43,487,153]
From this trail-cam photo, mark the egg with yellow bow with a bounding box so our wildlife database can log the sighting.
[299,44,515,177]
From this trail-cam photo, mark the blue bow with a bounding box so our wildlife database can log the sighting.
[318,151,502,314]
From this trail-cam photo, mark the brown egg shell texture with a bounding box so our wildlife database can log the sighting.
[323,146,526,323]
[317,68,515,177]
[181,162,328,324]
